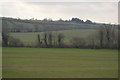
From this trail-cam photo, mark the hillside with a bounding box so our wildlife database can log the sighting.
[2,17,102,32]
[10,29,96,45]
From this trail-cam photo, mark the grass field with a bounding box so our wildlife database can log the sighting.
[3,48,118,78]
[10,29,97,45]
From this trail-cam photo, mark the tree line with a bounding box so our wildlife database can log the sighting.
[36,32,64,48]
[2,24,119,49]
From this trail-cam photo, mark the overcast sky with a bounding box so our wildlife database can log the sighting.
[0,0,118,24]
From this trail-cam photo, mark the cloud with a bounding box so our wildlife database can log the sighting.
[0,0,118,24]
[0,0,119,2]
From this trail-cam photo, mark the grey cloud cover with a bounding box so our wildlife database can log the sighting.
[0,0,118,24]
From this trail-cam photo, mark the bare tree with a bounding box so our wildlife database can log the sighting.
[2,32,9,47]
[43,32,48,47]
[37,34,40,44]
[103,24,117,48]
[70,37,86,48]
[37,34,42,47]
[8,36,24,47]
[98,26,105,48]
[97,24,117,48]
[48,32,53,47]
[52,33,57,47]
[57,33,64,47]
[87,33,98,49]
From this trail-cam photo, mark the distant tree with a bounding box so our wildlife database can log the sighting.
[48,18,53,22]
[71,18,84,23]
[37,34,41,44]
[37,34,42,47]
[98,26,105,48]
[85,20,93,24]
[2,31,24,47]
[43,32,48,47]
[58,18,64,22]
[2,19,10,47]
[48,32,53,47]
[88,33,98,49]
[70,37,86,48]
[2,32,9,47]
[43,18,47,21]
[104,24,116,48]
[35,24,39,32]
[30,18,34,20]
[57,33,64,47]
[65,20,69,22]
[52,33,57,47]
[96,24,117,49]
[8,36,24,47]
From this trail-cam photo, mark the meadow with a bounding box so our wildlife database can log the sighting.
[10,29,97,45]
[3,48,118,78]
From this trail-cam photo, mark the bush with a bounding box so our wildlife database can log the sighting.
[8,36,24,47]
[70,37,86,48]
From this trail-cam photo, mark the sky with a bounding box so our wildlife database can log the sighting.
[0,0,118,24]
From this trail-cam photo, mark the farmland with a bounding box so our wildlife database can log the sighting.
[3,48,118,78]
[10,29,97,45]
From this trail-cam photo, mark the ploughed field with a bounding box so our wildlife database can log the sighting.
[3,48,118,78]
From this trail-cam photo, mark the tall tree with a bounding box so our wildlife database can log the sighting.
[57,33,64,47]
[2,32,9,47]
[98,26,105,48]
[97,24,117,48]
[48,32,53,47]
[37,34,42,47]
[104,24,115,48]
[43,32,48,47]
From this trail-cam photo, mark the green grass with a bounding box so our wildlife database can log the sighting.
[0,47,1,77]
[10,29,97,45]
[3,48,118,78]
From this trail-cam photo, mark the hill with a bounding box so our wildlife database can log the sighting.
[2,17,102,32]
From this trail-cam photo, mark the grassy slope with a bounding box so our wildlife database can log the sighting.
[10,29,97,45]
[3,48,118,78]
[3,17,100,32]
